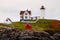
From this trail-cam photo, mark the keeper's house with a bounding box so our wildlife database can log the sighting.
[20,9,39,22]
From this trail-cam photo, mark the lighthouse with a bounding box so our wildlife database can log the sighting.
[40,5,45,19]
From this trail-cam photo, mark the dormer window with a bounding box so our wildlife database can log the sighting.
[25,13,28,15]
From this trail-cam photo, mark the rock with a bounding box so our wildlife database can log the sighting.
[0,28,60,40]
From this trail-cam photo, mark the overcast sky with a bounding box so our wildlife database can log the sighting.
[0,0,60,23]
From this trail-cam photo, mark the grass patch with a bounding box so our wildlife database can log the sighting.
[12,19,55,31]
[0,19,59,31]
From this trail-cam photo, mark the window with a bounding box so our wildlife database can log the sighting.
[25,13,28,15]
[25,16,27,19]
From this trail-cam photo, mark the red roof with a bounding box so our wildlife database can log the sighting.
[20,11,31,15]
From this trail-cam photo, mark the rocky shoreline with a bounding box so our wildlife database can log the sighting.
[0,28,60,40]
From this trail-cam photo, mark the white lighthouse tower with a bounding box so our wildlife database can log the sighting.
[40,5,45,19]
